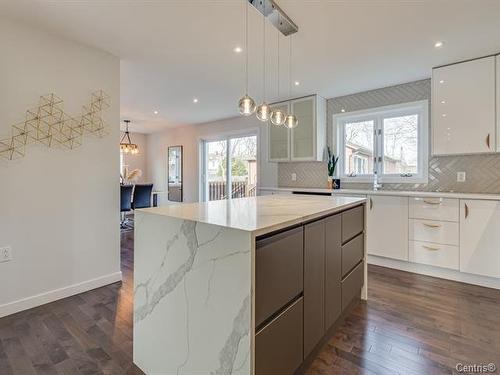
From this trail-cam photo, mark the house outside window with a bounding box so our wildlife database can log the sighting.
[335,100,429,183]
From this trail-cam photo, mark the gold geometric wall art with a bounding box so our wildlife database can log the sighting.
[0,90,110,161]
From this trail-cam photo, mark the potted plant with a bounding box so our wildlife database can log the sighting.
[327,146,340,189]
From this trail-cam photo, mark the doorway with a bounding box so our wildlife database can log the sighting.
[202,134,258,201]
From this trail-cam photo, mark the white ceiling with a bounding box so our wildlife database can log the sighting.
[2,0,500,133]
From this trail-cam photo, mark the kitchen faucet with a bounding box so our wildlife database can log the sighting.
[373,171,382,191]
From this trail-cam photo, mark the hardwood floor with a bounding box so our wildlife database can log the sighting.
[1,231,500,374]
[308,265,500,375]
[0,231,143,375]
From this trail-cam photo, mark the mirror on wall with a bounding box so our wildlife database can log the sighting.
[168,146,183,202]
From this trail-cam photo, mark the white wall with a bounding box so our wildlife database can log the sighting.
[121,131,149,183]
[0,18,120,317]
[147,116,277,203]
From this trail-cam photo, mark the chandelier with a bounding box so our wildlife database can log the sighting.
[120,120,138,154]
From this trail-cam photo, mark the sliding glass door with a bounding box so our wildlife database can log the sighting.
[203,134,257,201]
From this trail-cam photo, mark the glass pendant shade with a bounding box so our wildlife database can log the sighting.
[256,103,271,121]
[238,95,256,116]
[270,109,286,126]
[284,114,298,129]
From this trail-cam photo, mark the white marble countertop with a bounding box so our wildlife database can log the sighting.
[139,194,366,236]
[259,187,500,201]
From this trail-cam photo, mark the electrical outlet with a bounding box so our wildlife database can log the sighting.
[457,172,466,182]
[291,173,297,181]
[0,246,12,263]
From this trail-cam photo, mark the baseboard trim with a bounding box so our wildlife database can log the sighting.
[368,255,500,290]
[0,271,123,318]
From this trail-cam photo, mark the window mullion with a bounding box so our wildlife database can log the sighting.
[375,116,382,177]
[226,138,232,199]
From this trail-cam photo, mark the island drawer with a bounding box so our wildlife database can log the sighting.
[409,197,459,222]
[255,226,304,327]
[342,205,364,243]
[255,297,303,375]
[341,261,364,310]
[341,234,364,278]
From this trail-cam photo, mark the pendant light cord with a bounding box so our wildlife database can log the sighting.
[262,0,266,102]
[289,34,292,98]
[277,16,280,98]
[245,0,249,95]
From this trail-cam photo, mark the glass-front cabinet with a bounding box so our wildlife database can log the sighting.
[269,102,290,161]
[291,96,315,160]
[268,94,326,162]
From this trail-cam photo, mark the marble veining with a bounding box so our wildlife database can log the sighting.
[212,295,250,375]
[134,211,252,375]
[135,220,224,323]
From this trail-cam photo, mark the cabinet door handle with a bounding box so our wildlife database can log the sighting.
[369,198,373,210]
[486,134,491,149]
[423,199,442,205]
[423,222,441,228]
[464,203,469,219]
[422,245,440,251]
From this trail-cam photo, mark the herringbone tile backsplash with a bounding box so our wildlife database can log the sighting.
[278,79,500,194]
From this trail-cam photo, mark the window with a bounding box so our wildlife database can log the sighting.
[335,100,428,183]
[202,134,258,201]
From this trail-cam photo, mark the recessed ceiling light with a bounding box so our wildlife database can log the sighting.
[341,108,346,113]
[442,113,447,117]
[294,81,300,86]
[434,41,444,48]
[440,100,446,104]
[153,110,159,115]
[234,46,243,53]
[193,98,199,103]
[439,80,445,84]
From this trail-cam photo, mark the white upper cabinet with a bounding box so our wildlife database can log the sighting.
[268,95,326,162]
[497,55,500,152]
[268,102,290,161]
[432,56,496,155]
[366,195,409,261]
[460,199,500,278]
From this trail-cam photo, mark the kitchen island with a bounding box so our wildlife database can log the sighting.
[133,194,366,375]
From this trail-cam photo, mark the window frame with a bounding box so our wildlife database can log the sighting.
[199,128,259,202]
[334,100,429,184]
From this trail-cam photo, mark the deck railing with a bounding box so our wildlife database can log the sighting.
[208,181,256,201]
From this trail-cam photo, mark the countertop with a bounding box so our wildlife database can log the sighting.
[259,187,500,201]
[139,194,366,236]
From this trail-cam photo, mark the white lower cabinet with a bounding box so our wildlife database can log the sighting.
[409,241,459,270]
[409,197,459,222]
[366,195,408,261]
[409,219,459,246]
[460,200,500,278]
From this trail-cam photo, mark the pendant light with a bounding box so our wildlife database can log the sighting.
[238,0,256,116]
[270,21,286,126]
[256,0,271,122]
[284,35,298,129]
[120,120,139,154]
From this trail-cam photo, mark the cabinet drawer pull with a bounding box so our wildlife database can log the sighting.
[422,245,440,251]
[369,198,373,210]
[422,222,441,228]
[464,203,469,219]
[486,134,491,149]
[423,199,442,205]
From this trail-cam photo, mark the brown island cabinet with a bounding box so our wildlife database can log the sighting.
[255,205,365,374]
